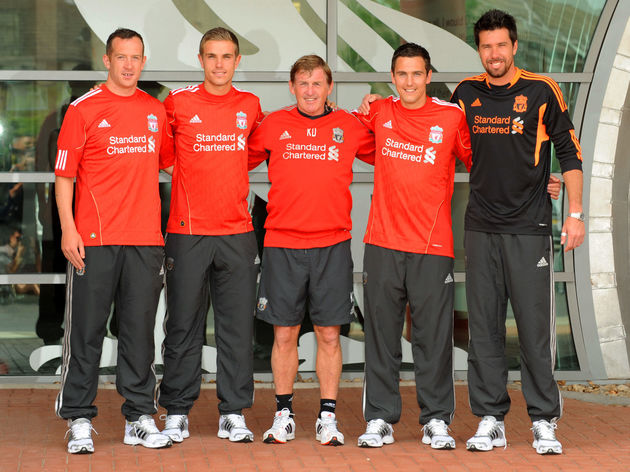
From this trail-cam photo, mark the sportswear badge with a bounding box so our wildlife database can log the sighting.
[383,120,392,129]
[189,114,202,123]
[147,114,158,132]
[537,257,549,268]
[98,119,111,128]
[332,127,344,143]
[471,98,482,107]
[76,267,86,276]
[257,297,268,311]
[511,117,524,135]
[429,125,443,144]
[444,274,454,284]
[89,232,96,239]
[279,130,291,140]
[513,94,528,113]
[327,145,339,162]
[236,111,248,130]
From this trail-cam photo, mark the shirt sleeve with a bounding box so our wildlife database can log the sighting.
[351,102,379,132]
[159,93,176,168]
[542,81,583,173]
[248,116,271,171]
[352,118,375,165]
[54,104,86,178]
[454,109,472,172]
[250,101,265,134]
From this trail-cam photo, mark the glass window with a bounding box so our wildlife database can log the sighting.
[337,0,605,73]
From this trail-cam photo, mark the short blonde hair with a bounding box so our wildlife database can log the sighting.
[199,27,239,56]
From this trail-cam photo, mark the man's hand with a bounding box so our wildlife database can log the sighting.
[547,175,561,200]
[357,94,383,114]
[560,216,585,252]
[61,226,85,270]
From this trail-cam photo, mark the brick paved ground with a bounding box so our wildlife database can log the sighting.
[1,383,629,471]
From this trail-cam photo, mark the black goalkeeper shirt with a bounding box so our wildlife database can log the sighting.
[451,68,582,235]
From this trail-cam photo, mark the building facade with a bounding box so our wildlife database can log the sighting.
[0,0,628,381]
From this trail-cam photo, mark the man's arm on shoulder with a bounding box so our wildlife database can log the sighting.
[55,176,85,269]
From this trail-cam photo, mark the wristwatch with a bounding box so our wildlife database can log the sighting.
[568,212,585,222]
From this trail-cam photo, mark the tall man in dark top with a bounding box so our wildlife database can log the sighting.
[451,10,585,455]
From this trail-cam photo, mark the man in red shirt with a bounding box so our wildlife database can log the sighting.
[248,55,374,446]
[354,43,471,450]
[54,28,173,453]
[158,28,264,444]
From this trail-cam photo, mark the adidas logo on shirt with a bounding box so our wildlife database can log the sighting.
[98,119,111,128]
[189,114,202,123]
[280,130,291,140]
[471,98,482,107]
[537,257,549,268]
[383,120,392,129]
[444,274,454,284]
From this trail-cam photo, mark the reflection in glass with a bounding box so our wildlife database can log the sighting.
[338,0,605,73]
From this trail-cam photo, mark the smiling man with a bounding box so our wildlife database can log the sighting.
[248,55,374,446]
[158,27,263,444]
[451,10,584,455]
[353,43,471,450]
[54,28,173,453]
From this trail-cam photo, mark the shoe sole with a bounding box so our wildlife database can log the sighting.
[124,437,172,449]
[68,446,93,454]
[263,433,294,444]
[163,430,189,443]
[533,442,562,455]
[422,436,455,449]
[320,437,344,446]
[357,437,394,448]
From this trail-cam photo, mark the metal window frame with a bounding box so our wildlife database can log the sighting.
[0,0,619,381]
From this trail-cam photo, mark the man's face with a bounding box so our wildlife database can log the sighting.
[477,28,518,84]
[289,67,333,116]
[391,56,432,109]
[198,40,241,94]
[102,37,146,95]
[9,231,22,248]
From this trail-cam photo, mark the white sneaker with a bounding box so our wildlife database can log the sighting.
[532,419,562,455]
[315,412,344,446]
[262,409,296,443]
[422,418,455,449]
[161,414,189,443]
[218,414,254,442]
[124,415,172,449]
[466,416,506,451]
[357,419,394,448]
[66,418,96,454]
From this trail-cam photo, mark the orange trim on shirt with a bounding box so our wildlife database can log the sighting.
[520,71,568,112]
[535,103,549,166]
[569,129,583,161]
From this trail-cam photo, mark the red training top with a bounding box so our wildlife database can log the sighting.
[248,106,375,249]
[55,85,170,246]
[163,85,264,235]
[355,96,472,257]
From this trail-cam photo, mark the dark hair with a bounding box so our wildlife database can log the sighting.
[199,27,240,56]
[290,55,332,85]
[106,28,144,56]
[474,10,518,47]
[391,43,431,73]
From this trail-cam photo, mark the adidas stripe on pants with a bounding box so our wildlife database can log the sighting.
[362,244,455,425]
[56,245,164,421]
[464,231,562,422]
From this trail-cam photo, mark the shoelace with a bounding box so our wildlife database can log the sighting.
[532,420,558,441]
[475,416,507,449]
[365,419,390,435]
[162,414,186,430]
[424,419,449,436]
[475,416,498,436]
[65,421,97,440]
[225,414,247,429]
[135,415,160,434]
[273,410,293,428]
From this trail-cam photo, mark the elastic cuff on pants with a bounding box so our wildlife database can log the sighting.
[530,416,557,423]
[219,410,243,416]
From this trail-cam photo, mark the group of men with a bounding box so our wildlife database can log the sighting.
[55,9,584,457]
